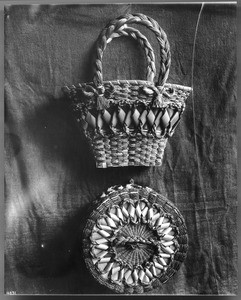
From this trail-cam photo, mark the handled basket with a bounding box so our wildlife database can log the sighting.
[63,13,192,168]
[83,180,188,294]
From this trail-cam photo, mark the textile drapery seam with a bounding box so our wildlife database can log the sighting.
[191,2,219,293]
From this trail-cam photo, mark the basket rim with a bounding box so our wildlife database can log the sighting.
[62,81,192,93]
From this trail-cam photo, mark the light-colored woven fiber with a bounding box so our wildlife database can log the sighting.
[82,181,188,294]
[63,13,192,168]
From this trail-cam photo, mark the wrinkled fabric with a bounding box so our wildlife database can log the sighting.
[4,4,237,295]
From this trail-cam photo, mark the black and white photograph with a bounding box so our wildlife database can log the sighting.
[4,2,237,295]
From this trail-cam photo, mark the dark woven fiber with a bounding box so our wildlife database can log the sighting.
[63,13,192,168]
[82,182,188,294]
[89,134,167,168]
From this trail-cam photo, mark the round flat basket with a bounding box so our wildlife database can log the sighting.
[82,181,188,294]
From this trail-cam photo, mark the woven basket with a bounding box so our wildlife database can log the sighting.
[83,180,188,294]
[63,13,192,168]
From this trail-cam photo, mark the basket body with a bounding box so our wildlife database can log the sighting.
[82,182,188,294]
[64,81,191,168]
[63,13,192,168]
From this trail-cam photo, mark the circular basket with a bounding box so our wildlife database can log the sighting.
[82,181,188,294]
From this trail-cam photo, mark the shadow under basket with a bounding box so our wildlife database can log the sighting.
[63,13,192,168]
[82,181,188,294]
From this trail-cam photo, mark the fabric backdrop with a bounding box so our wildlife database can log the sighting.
[4,3,237,295]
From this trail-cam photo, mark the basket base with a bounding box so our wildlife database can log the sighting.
[88,133,168,168]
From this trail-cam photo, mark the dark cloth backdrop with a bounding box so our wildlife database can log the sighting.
[4,3,237,295]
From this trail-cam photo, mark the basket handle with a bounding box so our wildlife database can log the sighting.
[93,13,171,93]
[107,26,156,83]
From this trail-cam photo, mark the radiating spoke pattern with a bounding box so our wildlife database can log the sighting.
[83,182,188,293]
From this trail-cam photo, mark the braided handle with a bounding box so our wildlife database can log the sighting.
[108,26,156,83]
[93,13,171,92]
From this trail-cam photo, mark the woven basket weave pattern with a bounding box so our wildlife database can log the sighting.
[63,13,192,168]
[89,134,167,168]
[83,183,188,293]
